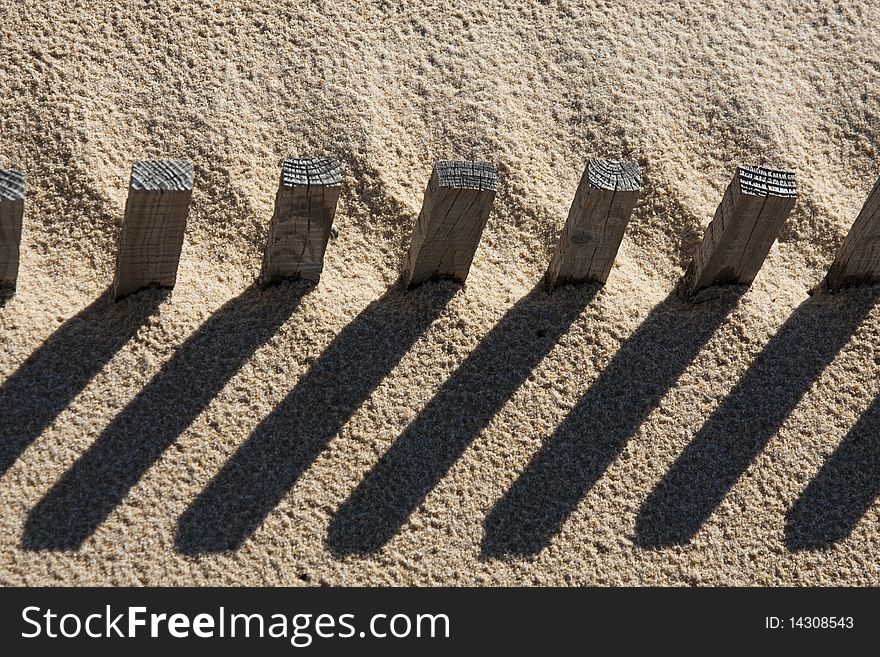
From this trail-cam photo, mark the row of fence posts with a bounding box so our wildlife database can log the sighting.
[1,158,879,301]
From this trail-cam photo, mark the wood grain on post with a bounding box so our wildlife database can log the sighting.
[545,159,640,289]
[113,160,193,300]
[260,157,343,286]
[402,160,497,288]
[0,169,25,291]
[683,166,796,295]
[824,175,880,291]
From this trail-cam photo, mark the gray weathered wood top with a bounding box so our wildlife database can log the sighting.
[281,157,343,187]
[736,166,797,198]
[0,170,25,201]
[130,160,194,192]
[435,160,497,191]
[587,159,641,192]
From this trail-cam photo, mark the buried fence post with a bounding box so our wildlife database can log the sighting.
[824,175,880,291]
[0,169,25,292]
[260,157,343,286]
[402,160,497,288]
[545,159,641,289]
[683,165,797,296]
[113,160,194,300]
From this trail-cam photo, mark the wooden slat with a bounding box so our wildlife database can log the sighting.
[683,166,796,295]
[824,175,880,291]
[402,160,497,288]
[260,157,343,285]
[113,160,193,300]
[545,159,640,289]
[0,169,25,291]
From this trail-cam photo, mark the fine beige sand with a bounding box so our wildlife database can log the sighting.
[1,1,879,586]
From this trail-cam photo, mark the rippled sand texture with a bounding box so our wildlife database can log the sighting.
[1,1,879,585]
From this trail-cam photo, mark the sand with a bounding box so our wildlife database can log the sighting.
[1,0,878,586]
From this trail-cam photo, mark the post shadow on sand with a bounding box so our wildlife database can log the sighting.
[326,283,600,556]
[1,287,16,307]
[481,285,743,558]
[784,393,880,551]
[22,280,308,550]
[0,286,164,478]
[174,280,457,554]
[635,285,879,549]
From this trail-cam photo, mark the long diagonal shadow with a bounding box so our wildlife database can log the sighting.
[481,287,743,557]
[0,287,164,478]
[22,281,308,550]
[327,284,599,555]
[174,282,456,554]
[635,287,879,549]
[785,394,880,551]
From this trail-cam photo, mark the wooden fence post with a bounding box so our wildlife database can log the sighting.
[824,175,880,291]
[113,159,193,300]
[683,166,796,295]
[402,160,497,288]
[545,159,640,289]
[260,157,343,286]
[0,169,25,291]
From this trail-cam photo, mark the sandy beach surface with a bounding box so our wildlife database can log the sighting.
[1,0,879,585]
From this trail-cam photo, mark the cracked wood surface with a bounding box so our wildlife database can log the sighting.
[261,157,343,286]
[113,160,193,300]
[825,175,880,291]
[684,166,796,295]
[0,169,25,290]
[545,159,640,289]
[402,160,497,288]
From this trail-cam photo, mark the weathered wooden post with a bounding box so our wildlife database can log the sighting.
[113,160,194,300]
[402,160,497,288]
[260,157,343,286]
[683,165,796,295]
[545,159,640,289]
[0,169,24,292]
[824,175,880,291]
